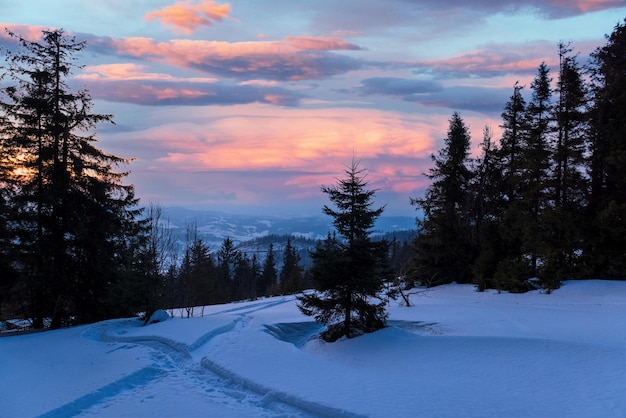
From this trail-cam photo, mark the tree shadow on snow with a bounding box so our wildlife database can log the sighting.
[263,322,325,348]
[264,320,444,348]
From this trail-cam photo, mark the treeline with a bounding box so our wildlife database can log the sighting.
[154,225,308,319]
[408,20,626,292]
[239,231,414,270]
[140,221,413,319]
[238,233,317,270]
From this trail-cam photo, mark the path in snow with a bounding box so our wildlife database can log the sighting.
[45,298,364,418]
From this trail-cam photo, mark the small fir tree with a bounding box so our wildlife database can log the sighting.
[259,243,278,296]
[298,159,391,341]
[217,237,239,301]
[279,238,304,294]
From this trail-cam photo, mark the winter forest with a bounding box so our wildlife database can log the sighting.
[1,18,626,340]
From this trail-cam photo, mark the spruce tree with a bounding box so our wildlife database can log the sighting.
[493,83,533,291]
[499,82,527,202]
[587,19,626,279]
[217,237,239,301]
[471,126,506,291]
[259,243,278,296]
[554,46,587,209]
[279,238,303,294]
[542,47,588,286]
[0,113,17,314]
[176,225,214,316]
[231,252,261,301]
[519,62,553,279]
[249,254,261,300]
[0,29,140,327]
[117,204,172,319]
[410,112,474,286]
[298,159,390,341]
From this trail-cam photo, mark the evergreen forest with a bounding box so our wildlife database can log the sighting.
[409,23,626,292]
[1,20,626,331]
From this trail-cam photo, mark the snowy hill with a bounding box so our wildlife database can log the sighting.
[2,280,625,417]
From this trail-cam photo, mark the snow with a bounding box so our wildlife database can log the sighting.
[1,280,626,417]
[145,309,170,325]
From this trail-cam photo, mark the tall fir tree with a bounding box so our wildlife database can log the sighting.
[586,19,626,279]
[499,82,527,202]
[493,83,533,291]
[542,46,589,286]
[518,62,553,278]
[554,45,588,209]
[471,126,506,291]
[0,108,17,314]
[0,29,141,327]
[410,112,474,286]
[298,159,391,341]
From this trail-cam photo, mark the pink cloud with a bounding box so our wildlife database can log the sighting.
[81,77,300,106]
[136,106,444,203]
[98,82,209,103]
[99,103,493,213]
[76,63,217,82]
[548,0,625,14]
[0,23,49,42]
[239,80,279,86]
[285,36,362,51]
[415,41,559,78]
[144,0,231,34]
[99,35,363,81]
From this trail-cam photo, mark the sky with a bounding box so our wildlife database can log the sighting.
[2,1,626,217]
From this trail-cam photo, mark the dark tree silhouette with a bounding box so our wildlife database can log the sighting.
[279,238,303,294]
[0,29,140,327]
[298,159,391,341]
[410,112,474,286]
[587,19,626,279]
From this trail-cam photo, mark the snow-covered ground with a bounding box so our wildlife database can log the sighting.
[2,280,626,417]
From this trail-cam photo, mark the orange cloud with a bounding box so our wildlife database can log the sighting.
[145,0,231,34]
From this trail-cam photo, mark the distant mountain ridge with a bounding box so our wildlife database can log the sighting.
[162,207,416,249]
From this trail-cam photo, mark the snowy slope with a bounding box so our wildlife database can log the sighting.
[1,281,626,417]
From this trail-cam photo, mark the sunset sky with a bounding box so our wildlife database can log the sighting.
[2,1,626,217]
